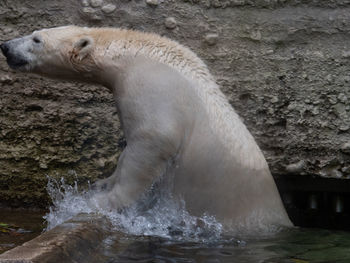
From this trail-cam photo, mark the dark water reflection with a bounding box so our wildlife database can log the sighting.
[0,209,45,254]
[98,228,350,263]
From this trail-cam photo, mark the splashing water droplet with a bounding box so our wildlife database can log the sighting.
[44,177,223,242]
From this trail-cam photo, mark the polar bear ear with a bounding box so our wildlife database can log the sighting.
[71,37,94,61]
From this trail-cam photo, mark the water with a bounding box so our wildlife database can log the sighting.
[0,209,45,254]
[95,228,350,263]
[43,178,350,262]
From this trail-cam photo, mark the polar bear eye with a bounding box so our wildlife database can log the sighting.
[33,36,41,44]
[80,40,88,48]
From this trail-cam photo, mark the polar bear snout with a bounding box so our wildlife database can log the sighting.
[0,40,29,70]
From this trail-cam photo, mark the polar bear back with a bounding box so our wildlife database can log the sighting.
[93,29,267,172]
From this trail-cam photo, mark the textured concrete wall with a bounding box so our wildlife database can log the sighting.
[1,0,350,207]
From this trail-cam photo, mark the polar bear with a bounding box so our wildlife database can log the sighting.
[0,26,292,233]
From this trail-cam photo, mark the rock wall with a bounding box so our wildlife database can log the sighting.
[0,0,350,207]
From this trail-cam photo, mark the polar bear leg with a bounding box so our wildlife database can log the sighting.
[92,171,118,192]
[93,137,171,210]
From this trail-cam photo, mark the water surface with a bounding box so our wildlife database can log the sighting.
[90,227,350,263]
[0,209,45,254]
[44,178,350,262]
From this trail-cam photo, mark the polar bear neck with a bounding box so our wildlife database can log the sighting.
[93,29,267,171]
[93,29,213,84]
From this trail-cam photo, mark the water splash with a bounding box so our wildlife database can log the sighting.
[44,177,223,242]
[43,178,95,230]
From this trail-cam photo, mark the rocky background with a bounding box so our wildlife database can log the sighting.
[0,0,350,207]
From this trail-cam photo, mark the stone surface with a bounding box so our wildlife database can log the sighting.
[285,160,305,175]
[0,0,350,207]
[82,7,96,14]
[89,0,103,8]
[81,0,89,7]
[146,0,159,6]
[164,17,177,29]
[0,214,110,263]
[101,4,116,14]
[204,33,219,46]
[341,142,350,154]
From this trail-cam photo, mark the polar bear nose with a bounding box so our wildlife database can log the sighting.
[0,43,9,56]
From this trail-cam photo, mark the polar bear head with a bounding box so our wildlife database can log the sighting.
[0,26,98,81]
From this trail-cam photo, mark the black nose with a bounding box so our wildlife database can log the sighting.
[0,43,9,56]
